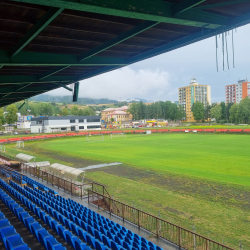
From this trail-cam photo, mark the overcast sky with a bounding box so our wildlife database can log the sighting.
[47,23,250,103]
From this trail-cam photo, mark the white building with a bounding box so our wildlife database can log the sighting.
[31,116,101,133]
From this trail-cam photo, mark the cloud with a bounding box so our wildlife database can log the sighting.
[48,67,176,101]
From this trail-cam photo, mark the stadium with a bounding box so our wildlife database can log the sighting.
[1,1,250,250]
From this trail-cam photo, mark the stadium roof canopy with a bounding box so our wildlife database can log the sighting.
[1,0,250,107]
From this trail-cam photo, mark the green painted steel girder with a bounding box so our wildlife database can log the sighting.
[0,75,73,85]
[39,66,70,80]
[0,50,127,66]
[10,0,229,28]
[75,10,250,83]
[172,0,206,15]
[58,83,73,91]
[41,20,158,79]
[10,7,64,58]
[0,86,58,94]
[79,21,160,62]
[18,102,26,110]
[194,0,250,10]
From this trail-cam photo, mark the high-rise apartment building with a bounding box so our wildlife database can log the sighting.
[225,79,250,104]
[179,78,211,122]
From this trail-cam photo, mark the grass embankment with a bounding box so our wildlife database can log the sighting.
[3,134,250,249]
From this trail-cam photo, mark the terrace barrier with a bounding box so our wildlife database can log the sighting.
[1,128,250,144]
[88,190,235,250]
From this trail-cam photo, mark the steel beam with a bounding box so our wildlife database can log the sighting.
[79,21,159,62]
[76,11,250,83]
[10,7,64,58]
[0,75,73,85]
[172,0,206,15]
[194,0,250,10]
[43,21,159,79]
[38,66,70,80]
[0,50,127,66]
[0,86,57,94]
[10,0,229,28]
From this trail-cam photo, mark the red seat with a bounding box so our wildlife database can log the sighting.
[169,129,180,132]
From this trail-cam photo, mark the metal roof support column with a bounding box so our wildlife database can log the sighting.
[73,82,79,102]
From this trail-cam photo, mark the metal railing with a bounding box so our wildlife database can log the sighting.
[88,190,235,250]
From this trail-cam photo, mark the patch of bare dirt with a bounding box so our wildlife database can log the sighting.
[87,165,250,210]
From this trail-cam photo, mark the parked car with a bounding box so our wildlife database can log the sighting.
[13,132,19,135]
[25,131,30,134]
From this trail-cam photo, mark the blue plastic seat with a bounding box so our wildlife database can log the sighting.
[77,228,87,242]
[6,235,29,250]
[63,218,72,230]
[86,234,96,249]
[65,231,78,248]
[0,220,12,230]
[0,227,19,248]
[47,238,65,250]
[24,217,36,232]
[30,223,45,240]
[123,241,133,250]
[95,240,108,250]
[51,220,59,234]
[57,225,69,241]
[102,235,111,248]
[38,230,53,247]
[111,240,124,250]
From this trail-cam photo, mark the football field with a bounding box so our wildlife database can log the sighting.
[5,133,250,248]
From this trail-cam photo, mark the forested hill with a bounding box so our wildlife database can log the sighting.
[30,95,118,105]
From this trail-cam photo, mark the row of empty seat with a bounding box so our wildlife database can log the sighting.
[1,128,249,144]
[0,204,30,250]
[0,178,90,250]
[7,176,163,250]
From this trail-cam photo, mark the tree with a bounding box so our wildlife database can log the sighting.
[5,104,18,124]
[178,105,186,120]
[236,97,250,123]
[210,105,222,122]
[191,102,204,122]
[60,108,69,116]
[78,107,95,116]
[226,103,234,122]
[71,105,79,115]
[220,102,226,120]
[42,103,54,116]
[0,108,5,125]
[229,103,238,123]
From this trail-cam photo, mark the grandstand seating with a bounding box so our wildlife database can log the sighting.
[2,128,250,145]
[32,136,45,139]
[228,129,243,133]
[134,130,145,133]
[44,135,56,138]
[66,133,78,136]
[203,129,215,132]
[21,137,34,141]
[0,205,30,250]
[192,129,203,132]
[7,138,22,142]
[216,129,228,132]
[89,132,100,135]
[0,167,164,250]
[55,134,66,137]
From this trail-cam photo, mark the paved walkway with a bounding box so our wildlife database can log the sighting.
[21,171,179,250]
